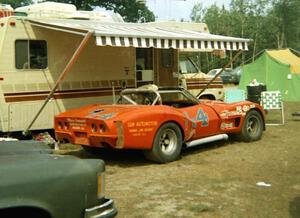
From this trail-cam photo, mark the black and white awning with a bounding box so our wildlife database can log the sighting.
[96,35,248,50]
[28,18,250,51]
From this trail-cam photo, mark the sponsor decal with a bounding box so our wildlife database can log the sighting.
[66,118,87,130]
[243,105,250,112]
[100,112,116,120]
[127,121,158,137]
[236,106,243,113]
[220,122,233,130]
[184,109,209,128]
[220,104,255,119]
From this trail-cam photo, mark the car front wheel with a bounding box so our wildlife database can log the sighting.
[143,122,182,163]
[239,110,264,142]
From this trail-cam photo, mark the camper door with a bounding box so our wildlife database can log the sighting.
[156,49,178,87]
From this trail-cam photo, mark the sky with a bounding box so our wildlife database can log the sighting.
[146,0,231,21]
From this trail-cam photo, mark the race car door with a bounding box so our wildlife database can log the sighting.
[182,104,221,138]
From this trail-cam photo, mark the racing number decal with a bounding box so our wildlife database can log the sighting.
[196,109,209,127]
[184,109,209,127]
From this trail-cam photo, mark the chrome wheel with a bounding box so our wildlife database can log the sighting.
[246,116,259,136]
[238,110,264,142]
[159,129,178,155]
[143,123,182,163]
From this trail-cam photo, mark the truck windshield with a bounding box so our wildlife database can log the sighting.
[179,56,198,74]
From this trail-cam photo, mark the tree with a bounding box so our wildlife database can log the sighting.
[8,0,33,8]
[190,2,206,23]
[270,0,300,50]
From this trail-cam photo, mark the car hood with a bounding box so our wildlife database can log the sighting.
[0,140,53,156]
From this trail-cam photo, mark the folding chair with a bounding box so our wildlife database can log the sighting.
[224,89,246,103]
[261,91,285,125]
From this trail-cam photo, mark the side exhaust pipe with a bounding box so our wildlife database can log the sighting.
[185,134,228,148]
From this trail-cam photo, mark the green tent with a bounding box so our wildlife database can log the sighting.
[239,49,300,101]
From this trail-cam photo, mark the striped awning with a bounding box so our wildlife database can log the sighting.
[28,18,250,51]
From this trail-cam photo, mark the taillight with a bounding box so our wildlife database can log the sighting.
[64,122,69,130]
[99,124,107,133]
[91,123,98,132]
[58,121,63,129]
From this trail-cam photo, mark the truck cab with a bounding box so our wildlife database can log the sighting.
[179,53,224,100]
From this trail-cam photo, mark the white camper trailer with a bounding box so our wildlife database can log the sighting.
[0,2,250,133]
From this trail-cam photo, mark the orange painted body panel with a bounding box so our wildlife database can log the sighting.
[55,99,265,150]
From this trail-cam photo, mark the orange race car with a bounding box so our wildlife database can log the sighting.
[55,85,265,163]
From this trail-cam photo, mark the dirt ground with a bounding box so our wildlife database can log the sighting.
[59,102,300,218]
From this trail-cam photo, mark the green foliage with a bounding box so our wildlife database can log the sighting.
[190,2,206,23]
[190,0,300,71]
[7,0,32,8]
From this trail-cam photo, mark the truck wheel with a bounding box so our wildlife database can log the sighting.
[239,110,263,142]
[143,123,182,163]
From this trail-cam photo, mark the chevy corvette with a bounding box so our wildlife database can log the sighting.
[55,85,265,163]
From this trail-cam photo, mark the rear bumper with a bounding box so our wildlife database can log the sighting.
[85,199,117,218]
[55,131,117,147]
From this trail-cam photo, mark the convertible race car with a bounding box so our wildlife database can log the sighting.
[55,85,265,163]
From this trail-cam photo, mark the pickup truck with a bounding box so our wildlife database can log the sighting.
[0,140,117,218]
[179,54,224,100]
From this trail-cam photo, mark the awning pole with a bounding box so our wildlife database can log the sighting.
[196,49,243,99]
[23,31,94,136]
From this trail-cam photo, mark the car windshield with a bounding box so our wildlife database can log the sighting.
[117,89,199,108]
[117,90,160,105]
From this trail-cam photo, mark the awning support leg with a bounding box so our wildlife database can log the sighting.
[23,31,94,136]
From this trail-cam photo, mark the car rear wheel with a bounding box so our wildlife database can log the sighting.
[238,110,263,142]
[143,123,182,163]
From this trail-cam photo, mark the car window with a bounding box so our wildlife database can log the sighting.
[207,69,218,76]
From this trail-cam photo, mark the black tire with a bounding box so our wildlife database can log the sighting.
[238,110,263,142]
[143,123,182,163]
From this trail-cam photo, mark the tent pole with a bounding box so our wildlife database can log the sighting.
[23,31,94,136]
[196,49,243,99]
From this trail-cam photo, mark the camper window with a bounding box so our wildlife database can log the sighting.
[161,49,173,68]
[15,40,47,70]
